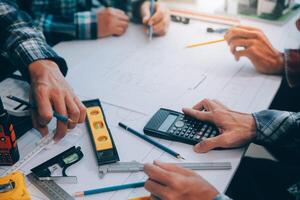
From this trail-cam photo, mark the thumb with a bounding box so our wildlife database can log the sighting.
[194,135,224,153]
[142,6,151,24]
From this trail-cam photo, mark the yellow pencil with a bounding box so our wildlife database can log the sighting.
[186,38,225,48]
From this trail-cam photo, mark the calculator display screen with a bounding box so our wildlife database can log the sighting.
[158,114,178,132]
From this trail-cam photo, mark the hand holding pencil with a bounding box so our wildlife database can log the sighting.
[28,60,86,141]
[140,1,170,37]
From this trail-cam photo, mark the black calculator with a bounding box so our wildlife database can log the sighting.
[143,108,219,145]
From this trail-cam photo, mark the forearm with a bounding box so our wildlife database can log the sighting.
[284,49,300,88]
[0,0,67,81]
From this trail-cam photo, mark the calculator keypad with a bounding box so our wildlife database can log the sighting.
[167,115,219,143]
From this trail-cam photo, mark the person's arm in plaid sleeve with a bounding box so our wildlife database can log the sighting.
[32,11,98,43]
[32,6,129,40]
[31,12,94,44]
[0,0,67,81]
[252,110,300,147]
[0,0,86,141]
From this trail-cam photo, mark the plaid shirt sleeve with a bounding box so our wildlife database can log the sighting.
[284,49,300,88]
[33,11,98,41]
[252,110,300,146]
[252,110,300,199]
[0,0,67,81]
[74,10,98,39]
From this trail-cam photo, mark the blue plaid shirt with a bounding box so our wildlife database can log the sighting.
[0,0,67,81]
[19,0,145,45]
[217,110,300,200]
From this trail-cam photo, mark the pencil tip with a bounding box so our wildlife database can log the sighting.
[177,155,185,160]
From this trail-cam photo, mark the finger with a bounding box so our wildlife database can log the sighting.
[228,38,253,55]
[141,3,151,24]
[154,160,197,177]
[144,179,168,199]
[153,17,168,35]
[144,163,173,185]
[51,95,68,141]
[149,4,165,26]
[117,20,129,29]
[31,111,48,136]
[192,98,215,111]
[73,97,86,123]
[194,135,225,153]
[182,108,213,123]
[65,95,80,129]
[114,26,127,36]
[233,48,254,61]
[34,88,53,126]
[224,28,258,44]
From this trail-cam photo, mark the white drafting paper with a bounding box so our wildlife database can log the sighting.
[55,21,241,114]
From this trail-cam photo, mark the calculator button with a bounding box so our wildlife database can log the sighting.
[174,132,180,136]
[206,129,212,135]
[194,135,201,140]
[169,130,174,134]
[184,133,189,137]
[174,121,185,128]
[211,130,218,136]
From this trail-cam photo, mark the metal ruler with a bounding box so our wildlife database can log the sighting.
[1,133,54,176]
[27,173,74,200]
[99,161,232,178]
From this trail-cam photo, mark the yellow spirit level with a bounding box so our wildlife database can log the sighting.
[83,99,119,165]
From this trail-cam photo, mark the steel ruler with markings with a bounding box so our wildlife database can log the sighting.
[99,161,232,178]
[27,173,74,200]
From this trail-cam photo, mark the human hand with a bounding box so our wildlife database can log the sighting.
[141,1,170,36]
[29,60,86,141]
[224,26,284,74]
[144,160,219,200]
[182,99,256,153]
[97,8,129,37]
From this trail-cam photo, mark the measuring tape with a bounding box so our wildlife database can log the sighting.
[99,161,232,178]
[27,173,74,200]
[1,133,54,176]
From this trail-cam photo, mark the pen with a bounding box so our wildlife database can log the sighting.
[148,0,155,40]
[118,122,185,160]
[74,181,145,197]
[186,38,225,48]
[6,95,72,124]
